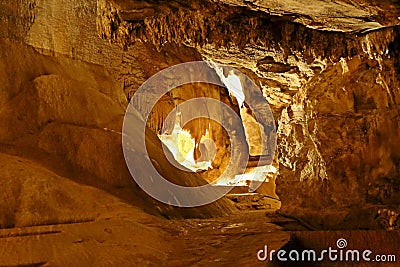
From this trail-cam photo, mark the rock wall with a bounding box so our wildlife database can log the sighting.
[277,32,400,228]
[272,28,400,229]
[0,0,239,227]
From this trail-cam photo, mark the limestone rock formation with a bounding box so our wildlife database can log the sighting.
[1,0,400,265]
[1,0,400,237]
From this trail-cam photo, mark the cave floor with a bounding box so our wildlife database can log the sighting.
[1,200,399,266]
[166,210,294,266]
[0,208,297,266]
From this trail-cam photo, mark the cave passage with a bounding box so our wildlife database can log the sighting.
[155,68,279,202]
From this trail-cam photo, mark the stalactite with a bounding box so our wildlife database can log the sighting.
[97,0,400,64]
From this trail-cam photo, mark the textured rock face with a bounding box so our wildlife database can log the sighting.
[277,53,400,209]
[275,27,400,228]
